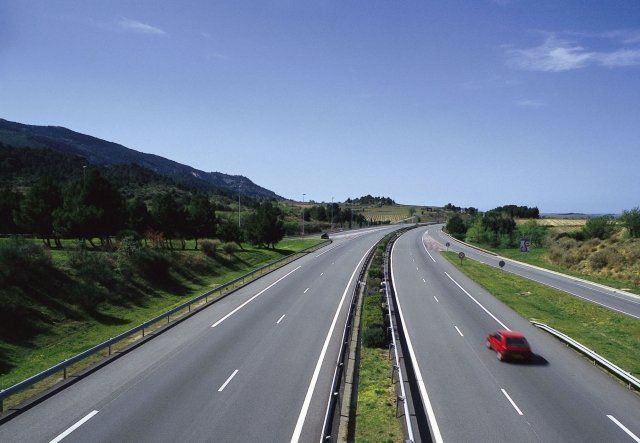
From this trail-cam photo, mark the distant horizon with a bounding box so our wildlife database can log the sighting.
[2,1,638,213]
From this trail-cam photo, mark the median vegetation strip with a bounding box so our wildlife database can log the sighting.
[0,237,321,410]
[443,251,640,376]
[355,235,403,443]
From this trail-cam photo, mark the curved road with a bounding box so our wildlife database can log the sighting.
[0,226,399,443]
[428,225,640,319]
[392,226,640,442]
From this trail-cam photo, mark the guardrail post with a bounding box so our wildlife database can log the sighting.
[396,395,405,418]
[188,303,191,313]
[388,342,394,359]
[108,343,112,356]
[63,365,67,380]
[167,314,170,323]
[142,328,145,338]
[0,396,3,413]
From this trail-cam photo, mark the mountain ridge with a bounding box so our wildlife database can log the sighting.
[0,118,281,199]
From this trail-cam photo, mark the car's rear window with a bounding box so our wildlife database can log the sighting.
[506,337,528,346]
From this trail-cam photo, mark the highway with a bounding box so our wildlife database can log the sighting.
[392,226,640,442]
[0,225,399,443]
[428,225,640,319]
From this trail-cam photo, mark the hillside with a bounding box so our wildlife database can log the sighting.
[0,118,280,199]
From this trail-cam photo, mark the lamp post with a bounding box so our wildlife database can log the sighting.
[301,193,306,236]
[330,196,334,232]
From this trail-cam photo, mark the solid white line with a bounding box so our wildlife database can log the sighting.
[426,249,436,263]
[608,415,640,442]
[392,240,444,443]
[304,288,310,294]
[291,244,375,443]
[454,326,464,337]
[315,245,340,258]
[501,389,523,415]
[49,410,99,443]
[211,266,301,328]
[218,369,239,392]
[276,314,286,324]
[444,272,511,331]
[434,295,439,302]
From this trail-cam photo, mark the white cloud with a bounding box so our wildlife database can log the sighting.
[118,18,167,35]
[515,99,545,108]
[507,34,640,72]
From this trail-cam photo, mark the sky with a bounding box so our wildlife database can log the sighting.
[1,1,639,213]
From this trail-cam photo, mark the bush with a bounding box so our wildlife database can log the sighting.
[368,267,383,279]
[362,324,387,348]
[0,237,52,277]
[589,250,608,270]
[130,248,171,278]
[68,247,117,287]
[222,242,238,255]
[200,239,220,258]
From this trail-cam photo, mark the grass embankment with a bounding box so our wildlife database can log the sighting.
[443,251,640,376]
[0,238,321,406]
[355,237,403,443]
[468,241,640,295]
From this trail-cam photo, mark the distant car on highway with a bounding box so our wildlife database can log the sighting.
[321,232,329,239]
[487,330,532,362]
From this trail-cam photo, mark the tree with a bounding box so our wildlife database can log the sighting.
[621,207,640,238]
[187,194,216,249]
[217,219,244,247]
[0,185,22,234]
[14,176,62,247]
[582,215,617,240]
[446,215,467,240]
[52,169,125,247]
[243,201,285,248]
[150,192,183,249]
[127,197,152,236]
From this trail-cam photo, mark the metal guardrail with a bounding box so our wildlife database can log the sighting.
[0,239,331,412]
[531,321,640,391]
[320,240,378,441]
[383,229,416,442]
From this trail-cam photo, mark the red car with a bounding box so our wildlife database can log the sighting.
[487,330,532,362]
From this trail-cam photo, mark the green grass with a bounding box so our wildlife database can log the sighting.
[469,242,640,295]
[0,238,322,406]
[443,251,640,376]
[355,239,403,443]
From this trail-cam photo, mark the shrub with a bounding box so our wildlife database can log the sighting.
[200,239,220,258]
[68,247,118,288]
[362,324,387,348]
[589,250,608,270]
[368,267,383,279]
[116,229,142,242]
[222,242,238,255]
[130,248,171,278]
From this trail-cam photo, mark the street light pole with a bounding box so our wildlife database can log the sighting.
[330,196,334,232]
[301,193,306,236]
[238,184,241,229]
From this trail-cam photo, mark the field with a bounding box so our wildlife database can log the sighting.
[516,218,587,233]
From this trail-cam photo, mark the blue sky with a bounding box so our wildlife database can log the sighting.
[1,1,639,213]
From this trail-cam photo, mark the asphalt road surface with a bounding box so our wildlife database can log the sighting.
[428,225,640,320]
[392,226,640,442]
[0,225,399,443]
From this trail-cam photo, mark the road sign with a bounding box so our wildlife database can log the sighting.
[499,260,505,268]
[458,251,465,259]
[520,238,531,253]
[446,242,450,248]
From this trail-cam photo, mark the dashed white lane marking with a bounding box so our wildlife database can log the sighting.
[422,278,426,283]
[211,266,300,328]
[320,272,324,276]
[49,410,99,443]
[304,288,310,294]
[501,389,523,415]
[434,296,439,302]
[416,267,419,271]
[276,314,286,324]
[218,369,239,392]
[454,326,464,337]
[608,415,640,442]
[444,272,511,331]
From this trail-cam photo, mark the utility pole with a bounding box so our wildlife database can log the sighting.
[301,193,306,236]
[238,184,241,229]
[82,165,87,185]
